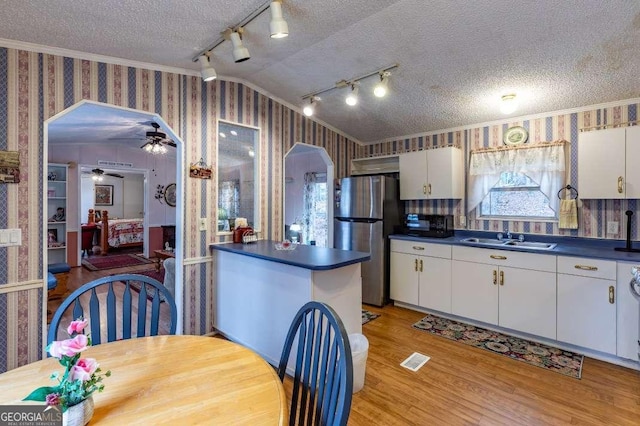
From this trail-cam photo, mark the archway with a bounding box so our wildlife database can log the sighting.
[283,143,334,247]
[43,100,185,334]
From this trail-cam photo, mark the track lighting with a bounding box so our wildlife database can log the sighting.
[269,1,289,38]
[229,30,250,63]
[193,0,290,73]
[300,64,398,115]
[500,94,518,114]
[197,54,217,82]
[345,85,359,106]
[373,72,390,98]
[303,97,317,117]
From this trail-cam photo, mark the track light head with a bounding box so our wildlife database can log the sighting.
[345,85,359,106]
[373,72,390,98]
[269,1,289,38]
[230,30,250,63]
[302,96,317,117]
[197,54,217,82]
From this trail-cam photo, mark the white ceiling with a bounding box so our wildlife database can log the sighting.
[5,0,640,143]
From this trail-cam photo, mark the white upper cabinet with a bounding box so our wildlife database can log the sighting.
[578,126,640,199]
[399,146,463,200]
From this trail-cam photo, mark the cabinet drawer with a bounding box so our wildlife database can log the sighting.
[390,239,451,259]
[557,256,616,279]
[452,245,556,272]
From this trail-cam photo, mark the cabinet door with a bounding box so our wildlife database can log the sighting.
[498,267,556,339]
[399,151,427,200]
[452,260,498,325]
[616,262,639,360]
[390,252,419,305]
[427,147,463,199]
[625,127,640,198]
[578,127,625,199]
[418,256,452,313]
[557,274,616,354]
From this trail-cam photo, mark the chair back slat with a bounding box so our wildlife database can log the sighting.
[89,289,101,345]
[137,282,148,337]
[48,274,177,346]
[106,282,116,342]
[122,282,132,340]
[278,301,353,426]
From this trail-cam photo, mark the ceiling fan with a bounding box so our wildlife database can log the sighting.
[141,122,176,154]
[82,168,124,181]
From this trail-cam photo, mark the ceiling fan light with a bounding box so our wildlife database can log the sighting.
[197,54,217,82]
[345,85,359,106]
[230,31,250,63]
[500,94,518,114]
[269,1,289,39]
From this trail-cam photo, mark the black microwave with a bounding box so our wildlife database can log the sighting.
[400,214,454,238]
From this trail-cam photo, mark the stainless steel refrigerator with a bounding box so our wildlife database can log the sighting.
[334,175,402,306]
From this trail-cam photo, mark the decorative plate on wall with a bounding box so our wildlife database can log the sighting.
[164,183,176,207]
[503,126,529,146]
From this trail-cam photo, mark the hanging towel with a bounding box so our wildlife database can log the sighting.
[559,199,578,229]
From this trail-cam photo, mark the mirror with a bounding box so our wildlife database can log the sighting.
[217,120,260,232]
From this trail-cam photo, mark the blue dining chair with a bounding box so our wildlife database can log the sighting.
[278,301,353,426]
[48,274,177,345]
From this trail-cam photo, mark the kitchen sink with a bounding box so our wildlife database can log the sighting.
[461,237,557,250]
[461,237,505,245]
[502,241,557,250]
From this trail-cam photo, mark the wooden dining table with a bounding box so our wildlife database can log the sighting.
[0,335,288,425]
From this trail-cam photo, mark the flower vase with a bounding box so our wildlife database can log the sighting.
[63,396,94,426]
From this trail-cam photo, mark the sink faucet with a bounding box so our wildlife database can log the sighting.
[518,234,525,242]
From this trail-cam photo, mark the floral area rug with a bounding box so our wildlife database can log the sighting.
[81,254,153,271]
[362,310,380,325]
[412,314,583,379]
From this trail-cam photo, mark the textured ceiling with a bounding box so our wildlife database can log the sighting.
[5,0,640,143]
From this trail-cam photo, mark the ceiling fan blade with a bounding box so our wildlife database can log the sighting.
[105,173,124,178]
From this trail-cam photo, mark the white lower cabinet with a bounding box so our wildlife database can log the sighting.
[390,240,451,312]
[617,261,640,360]
[452,246,557,339]
[557,257,617,355]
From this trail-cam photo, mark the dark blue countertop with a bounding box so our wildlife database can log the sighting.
[390,230,640,263]
[209,240,370,271]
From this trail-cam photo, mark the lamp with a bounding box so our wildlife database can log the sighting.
[500,94,518,114]
[345,84,359,106]
[229,30,250,63]
[142,140,168,155]
[197,54,217,82]
[373,72,390,97]
[269,1,289,38]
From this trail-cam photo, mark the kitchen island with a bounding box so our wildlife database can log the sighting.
[210,240,370,369]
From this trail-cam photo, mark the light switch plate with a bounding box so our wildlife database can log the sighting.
[199,217,207,231]
[607,221,619,234]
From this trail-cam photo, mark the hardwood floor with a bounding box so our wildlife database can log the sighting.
[286,304,640,426]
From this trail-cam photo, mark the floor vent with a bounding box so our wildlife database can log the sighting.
[400,352,430,372]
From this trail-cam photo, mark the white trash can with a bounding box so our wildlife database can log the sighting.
[348,333,369,393]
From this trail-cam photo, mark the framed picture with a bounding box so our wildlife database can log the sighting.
[164,183,177,207]
[95,184,114,206]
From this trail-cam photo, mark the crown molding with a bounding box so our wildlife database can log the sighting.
[0,38,363,145]
[368,96,640,145]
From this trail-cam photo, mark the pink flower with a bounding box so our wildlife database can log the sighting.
[69,358,98,382]
[47,334,89,359]
[67,319,88,336]
[45,393,60,406]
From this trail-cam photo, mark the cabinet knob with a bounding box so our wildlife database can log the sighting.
[618,176,624,194]
[499,270,504,286]
[574,265,598,271]
[493,270,497,285]
[490,255,507,260]
[609,286,615,304]
[412,246,425,251]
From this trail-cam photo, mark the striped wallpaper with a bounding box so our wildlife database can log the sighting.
[0,46,360,373]
[361,103,640,241]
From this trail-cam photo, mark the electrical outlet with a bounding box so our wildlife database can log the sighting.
[199,217,207,231]
[607,221,619,234]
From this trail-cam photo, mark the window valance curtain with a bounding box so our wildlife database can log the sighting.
[467,143,566,214]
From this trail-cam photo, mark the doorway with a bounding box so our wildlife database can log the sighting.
[283,143,334,247]
[43,100,185,333]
